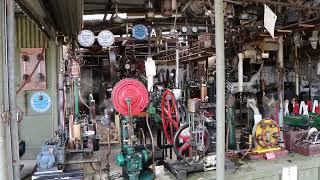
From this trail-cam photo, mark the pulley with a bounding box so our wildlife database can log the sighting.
[161,89,179,144]
[173,124,209,160]
[111,79,149,116]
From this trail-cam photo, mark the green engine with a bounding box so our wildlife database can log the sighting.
[116,116,154,180]
[284,113,320,130]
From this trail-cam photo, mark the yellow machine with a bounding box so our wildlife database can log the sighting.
[252,119,281,154]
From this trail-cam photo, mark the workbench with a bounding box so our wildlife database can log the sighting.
[155,153,320,180]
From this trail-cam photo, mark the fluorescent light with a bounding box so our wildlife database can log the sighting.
[83,14,105,20]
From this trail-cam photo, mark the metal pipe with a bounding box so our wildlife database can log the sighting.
[175,48,179,88]
[0,1,10,179]
[58,73,65,131]
[294,46,299,95]
[214,0,225,179]
[7,0,20,179]
[277,35,284,137]
[238,53,244,93]
[146,113,155,172]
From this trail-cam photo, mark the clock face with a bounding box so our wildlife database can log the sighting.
[78,30,95,47]
[98,30,114,47]
[132,24,148,40]
[181,26,188,33]
[192,26,198,33]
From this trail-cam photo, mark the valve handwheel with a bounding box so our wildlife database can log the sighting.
[161,89,179,144]
[173,124,209,160]
[112,79,149,116]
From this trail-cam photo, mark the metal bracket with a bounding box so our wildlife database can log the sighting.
[1,111,11,122]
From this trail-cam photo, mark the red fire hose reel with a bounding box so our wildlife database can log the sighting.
[161,90,180,144]
[111,79,149,116]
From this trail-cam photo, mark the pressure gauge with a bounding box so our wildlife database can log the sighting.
[191,26,198,33]
[181,26,188,33]
[125,63,131,70]
[170,29,178,38]
[132,24,148,40]
[78,30,95,47]
[97,30,114,47]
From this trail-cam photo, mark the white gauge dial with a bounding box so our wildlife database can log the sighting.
[125,64,131,70]
[98,30,114,47]
[181,26,188,33]
[192,26,198,33]
[78,30,95,47]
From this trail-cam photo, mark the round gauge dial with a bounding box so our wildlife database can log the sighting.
[170,29,178,38]
[78,30,95,47]
[132,24,149,40]
[97,30,114,47]
[191,26,198,33]
[181,26,188,33]
[125,63,131,70]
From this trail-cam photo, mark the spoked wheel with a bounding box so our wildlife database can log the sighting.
[161,89,180,144]
[173,124,209,160]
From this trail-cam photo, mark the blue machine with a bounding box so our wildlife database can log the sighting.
[36,144,57,169]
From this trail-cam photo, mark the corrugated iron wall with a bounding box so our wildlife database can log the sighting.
[15,15,47,49]
[15,14,58,156]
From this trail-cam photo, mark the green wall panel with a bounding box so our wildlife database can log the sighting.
[15,16,58,154]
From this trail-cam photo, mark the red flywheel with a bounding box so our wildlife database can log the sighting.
[112,79,149,116]
[161,89,180,144]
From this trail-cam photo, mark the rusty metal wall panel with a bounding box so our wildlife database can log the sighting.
[16,15,47,49]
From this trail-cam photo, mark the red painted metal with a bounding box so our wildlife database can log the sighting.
[111,79,149,116]
[161,89,179,144]
[308,100,313,112]
[175,127,209,158]
[293,101,299,114]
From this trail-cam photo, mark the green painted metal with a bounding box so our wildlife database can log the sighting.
[15,16,47,49]
[147,106,162,124]
[15,16,58,154]
[226,107,236,150]
[284,113,320,130]
[284,114,310,128]
[117,116,153,180]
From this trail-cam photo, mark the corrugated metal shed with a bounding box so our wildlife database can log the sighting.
[15,15,58,153]
[15,15,47,49]
[16,0,82,38]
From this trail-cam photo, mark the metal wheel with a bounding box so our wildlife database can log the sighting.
[161,89,180,144]
[173,124,209,160]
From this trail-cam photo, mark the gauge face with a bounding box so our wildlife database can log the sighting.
[170,29,178,38]
[30,92,52,113]
[192,26,198,33]
[98,30,114,47]
[132,24,148,40]
[181,26,188,33]
[78,30,95,47]
[125,63,131,70]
